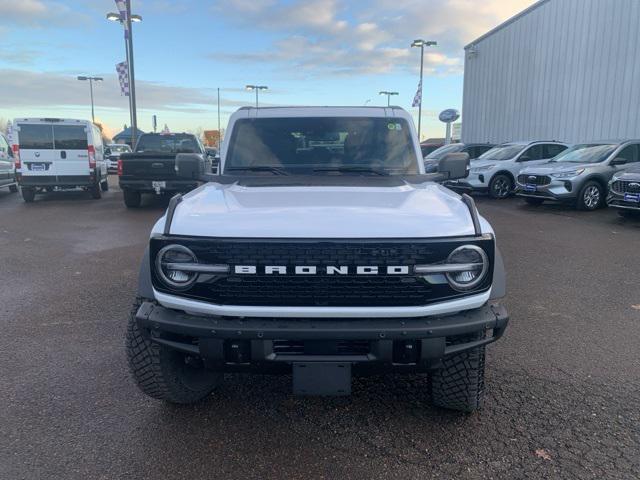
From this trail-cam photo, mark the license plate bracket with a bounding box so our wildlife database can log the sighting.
[31,163,45,172]
[293,362,351,396]
[152,181,166,193]
[524,184,537,192]
[624,193,640,203]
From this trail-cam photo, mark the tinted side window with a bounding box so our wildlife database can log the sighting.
[0,135,8,152]
[520,145,544,161]
[616,145,639,163]
[19,125,54,150]
[543,144,567,159]
[475,146,493,158]
[53,126,88,150]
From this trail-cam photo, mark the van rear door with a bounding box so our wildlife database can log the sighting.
[17,123,58,177]
[52,124,90,177]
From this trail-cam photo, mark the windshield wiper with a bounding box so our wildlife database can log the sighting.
[225,166,289,175]
[313,166,389,176]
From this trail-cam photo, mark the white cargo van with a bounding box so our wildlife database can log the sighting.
[13,118,109,202]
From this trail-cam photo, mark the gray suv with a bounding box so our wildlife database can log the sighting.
[516,141,640,210]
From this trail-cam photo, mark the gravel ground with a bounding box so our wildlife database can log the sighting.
[1,178,639,480]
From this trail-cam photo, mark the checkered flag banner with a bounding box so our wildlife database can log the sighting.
[412,80,422,107]
[116,61,130,97]
[114,0,129,38]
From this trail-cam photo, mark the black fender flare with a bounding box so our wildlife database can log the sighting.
[137,247,155,299]
[490,246,506,299]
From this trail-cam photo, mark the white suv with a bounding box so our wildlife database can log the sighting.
[13,118,109,202]
[447,141,568,198]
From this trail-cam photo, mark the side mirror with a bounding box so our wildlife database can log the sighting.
[176,153,205,180]
[611,157,627,166]
[437,152,470,180]
[518,156,531,162]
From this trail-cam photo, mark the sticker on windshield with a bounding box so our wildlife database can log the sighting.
[387,123,402,131]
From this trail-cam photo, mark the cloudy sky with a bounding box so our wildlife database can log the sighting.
[0,0,536,139]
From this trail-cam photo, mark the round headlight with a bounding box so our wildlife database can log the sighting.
[445,245,489,291]
[155,244,198,290]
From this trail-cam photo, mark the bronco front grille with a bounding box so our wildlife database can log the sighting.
[150,237,495,307]
[518,174,551,186]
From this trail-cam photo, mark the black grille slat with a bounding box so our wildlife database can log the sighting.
[151,238,495,308]
[518,174,551,186]
[273,340,371,356]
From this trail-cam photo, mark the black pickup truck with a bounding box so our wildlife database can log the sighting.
[118,133,211,208]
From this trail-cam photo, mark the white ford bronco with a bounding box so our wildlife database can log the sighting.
[126,106,509,412]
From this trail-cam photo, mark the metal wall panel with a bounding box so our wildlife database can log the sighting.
[462,0,640,144]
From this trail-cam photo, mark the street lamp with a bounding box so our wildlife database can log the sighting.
[77,76,103,123]
[411,39,437,141]
[107,9,142,146]
[379,91,399,107]
[246,85,268,108]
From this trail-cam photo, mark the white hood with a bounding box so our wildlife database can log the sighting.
[159,181,487,238]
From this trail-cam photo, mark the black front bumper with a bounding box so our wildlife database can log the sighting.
[119,178,198,193]
[607,191,640,211]
[136,301,509,373]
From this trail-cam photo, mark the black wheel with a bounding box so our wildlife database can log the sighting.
[126,298,223,404]
[577,181,603,211]
[524,197,544,206]
[21,187,36,203]
[429,333,485,413]
[123,189,142,208]
[488,174,513,199]
[89,181,102,199]
[101,178,109,192]
[9,184,18,193]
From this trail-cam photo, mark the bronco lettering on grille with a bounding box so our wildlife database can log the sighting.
[234,266,410,275]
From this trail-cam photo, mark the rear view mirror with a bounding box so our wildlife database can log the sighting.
[437,152,470,181]
[176,153,206,180]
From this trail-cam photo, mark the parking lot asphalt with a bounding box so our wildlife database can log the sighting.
[1,177,639,480]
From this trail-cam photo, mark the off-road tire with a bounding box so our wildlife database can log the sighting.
[100,178,109,192]
[126,298,223,404]
[524,197,544,206]
[9,184,18,193]
[429,333,485,413]
[576,181,603,211]
[21,187,35,203]
[123,189,142,208]
[90,182,102,199]
[488,174,513,199]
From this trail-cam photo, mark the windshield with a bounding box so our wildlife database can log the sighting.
[553,144,616,164]
[425,143,462,160]
[108,145,131,153]
[478,144,525,161]
[224,117,419,175]
[135,134,199,154]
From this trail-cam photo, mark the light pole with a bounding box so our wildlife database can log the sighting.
[217,87,221,149]
[77,76,103,123]
[411,39,437,141]
[246,85,268,108]
[107,10,142,146]
[379,91,399,107]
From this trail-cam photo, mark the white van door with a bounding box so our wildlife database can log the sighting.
[52,124,90,177]
[16,123,58,177]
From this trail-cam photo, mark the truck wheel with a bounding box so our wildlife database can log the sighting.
[90,182,102,199]
[524,197,544,206]
[577,181,603,211]
[126,298,223,404]
[488,174,513,199]
[123,189,142,208]
[9,184,18,193]
[429,333,485,413]
[21,187,36,203]
[101,179,109,192]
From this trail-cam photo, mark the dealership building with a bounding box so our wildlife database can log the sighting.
[461,0,640,144]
